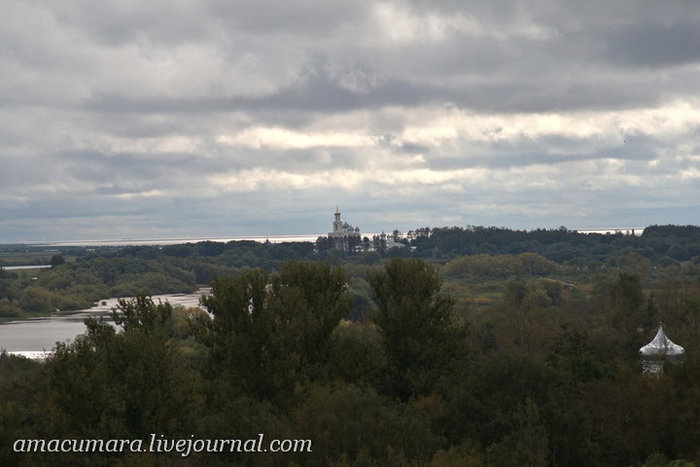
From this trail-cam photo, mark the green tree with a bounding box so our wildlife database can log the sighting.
[271,260,350,373]
[46,295,199,441]
[291,381,442,465]
[199,260,350,404]
[19,286,54,314]
[111,293,171,333]
[367,258,467,399]
[608,272,647,339]
[50,254,65,268]
[198,268,276,399]
[486,398,549,467]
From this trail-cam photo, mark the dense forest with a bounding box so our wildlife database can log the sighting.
[2,225,699,319]
[1,225,700,465]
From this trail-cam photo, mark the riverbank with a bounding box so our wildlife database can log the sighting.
[0,288,210,355]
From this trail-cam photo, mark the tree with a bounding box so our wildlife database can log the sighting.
[198,260,350,404]
[315,236,331,251]
[608,272,645,333]
[111,293,171,333]
[46,295,198,440]
[18,286,54,314]
[198,268,277,399]
[486,398,550,467]
[367,258,467,399]
[271,260,350,373]
[291,381,442,465]
[50,254,65,268]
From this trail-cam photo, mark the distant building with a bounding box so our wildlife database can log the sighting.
[318,207,405,253]
[385,233,407,249]
[329,206,360,239]
[327,207,361,252]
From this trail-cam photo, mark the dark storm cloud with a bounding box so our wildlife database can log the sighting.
[61,150,199,182]
[78,23,688,120]
[54,0,364,45]
[83,71,439,115]
[605,22,700,68]
[84,67,650,118]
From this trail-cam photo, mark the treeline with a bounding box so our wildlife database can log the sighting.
[2,224,699,318]
[442,252,561,278]
[2,258,700,465]
[0,256,198,317]
[0,241,317,318]
[411,224,700,266]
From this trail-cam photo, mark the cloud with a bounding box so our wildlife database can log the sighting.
[1,0,700,242]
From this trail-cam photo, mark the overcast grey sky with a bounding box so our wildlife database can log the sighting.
[1,1,699,242]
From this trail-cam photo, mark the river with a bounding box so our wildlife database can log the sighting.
[3,265,52,271]
[0,289,210,358]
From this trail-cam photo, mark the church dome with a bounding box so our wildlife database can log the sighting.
[639,325,684,357]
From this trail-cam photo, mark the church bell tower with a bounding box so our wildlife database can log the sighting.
[333,206,342,233]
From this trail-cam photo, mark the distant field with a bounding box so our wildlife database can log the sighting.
[0,249,56,267]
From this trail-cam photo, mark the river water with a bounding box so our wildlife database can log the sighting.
[0,289,210,357]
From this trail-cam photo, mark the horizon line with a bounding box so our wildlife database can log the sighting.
[9,225,672,247]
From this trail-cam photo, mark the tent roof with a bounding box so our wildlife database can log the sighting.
[639,325,684,356]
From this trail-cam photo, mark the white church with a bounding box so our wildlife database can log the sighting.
[321,206,407,253]
[326,206,362,252]
[329,206,361,239]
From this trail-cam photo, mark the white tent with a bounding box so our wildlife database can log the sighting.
[639,324,684,357]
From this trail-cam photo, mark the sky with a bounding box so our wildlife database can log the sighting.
[1,1,699,243]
